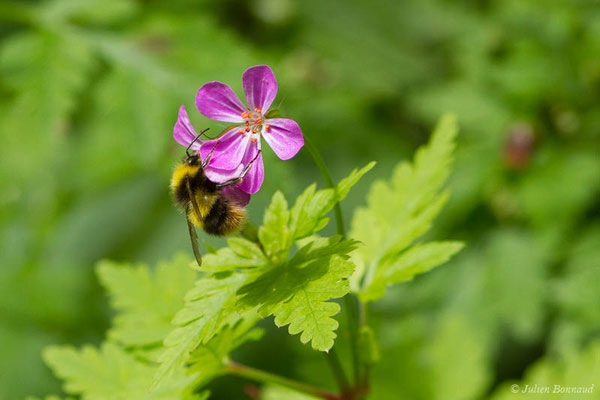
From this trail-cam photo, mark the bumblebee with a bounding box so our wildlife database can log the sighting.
[170,131,258,267]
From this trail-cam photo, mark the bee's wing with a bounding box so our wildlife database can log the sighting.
[186,215,202,267]
[186,179,204,267]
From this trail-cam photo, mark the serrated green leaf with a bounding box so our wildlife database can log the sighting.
[351,114,463,301]
[335,161,377,201]
[288,183,323,239]
[187,314,263,385]
[237,236,358,351]
[237,236,358,312]
[153,272,250,388]
[43,343,197,400]
[362,241,464,302]
[289,162,375,240]
[259,191,291,262]
[227,237,265,261]
[200,238,267,273]
[272,255,354,351]
[96,255,197,347]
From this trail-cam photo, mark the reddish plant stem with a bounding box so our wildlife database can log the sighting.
[226,361,340,400]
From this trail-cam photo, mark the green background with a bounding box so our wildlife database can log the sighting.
[0,0,599,399]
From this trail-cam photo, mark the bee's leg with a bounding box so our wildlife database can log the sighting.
[201,139,221,168]
[216,150,261,188]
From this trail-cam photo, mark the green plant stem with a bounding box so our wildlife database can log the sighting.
[325,348,351,394]
[304,137,363,389]
[226,361,339,400]
[304,138,346,237]
[358,301,370,394]
[344,295,361,385]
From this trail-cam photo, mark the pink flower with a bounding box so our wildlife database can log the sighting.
[173,104,250,206]
[195,65,304,194]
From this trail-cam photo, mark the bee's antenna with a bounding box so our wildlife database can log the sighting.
[186,128,210,157]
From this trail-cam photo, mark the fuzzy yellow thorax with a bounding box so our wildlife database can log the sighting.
[170,163,201,192]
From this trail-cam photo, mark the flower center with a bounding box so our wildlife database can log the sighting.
[239,108,269,142]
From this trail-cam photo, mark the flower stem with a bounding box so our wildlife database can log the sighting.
[225,361,339,400]
[304,137,363,389]
[344,295,361,385]
[324,348,351,394]
[304,138,346,237]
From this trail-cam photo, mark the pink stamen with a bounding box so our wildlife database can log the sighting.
[254,118,263,124]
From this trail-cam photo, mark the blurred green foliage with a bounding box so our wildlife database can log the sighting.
[0,0,599,399]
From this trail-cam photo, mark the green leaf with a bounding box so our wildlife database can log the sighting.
[96,255,197,347]
[237,236,357,310]
[289,162,376,240]
[259,191,291,263]
[335,161,378,201]
[153,272,252,388]
[43,343,198,400]
[351,114,463,301]
[227,238,265,262]
[201,238,267,273]
[237,236,358,351]
[362,241,464,302]
[187,314,264,385]
[288,183,323,239]
[272,255,355,352]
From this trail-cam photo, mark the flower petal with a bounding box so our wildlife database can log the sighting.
[204,163,244,184]
[222,185,251,207]
[262,118,304,160]
[196,81,246,123]
[238,144,264,194]
[173,105,202,150]
[242,65,278,113]
[200,128,250,170]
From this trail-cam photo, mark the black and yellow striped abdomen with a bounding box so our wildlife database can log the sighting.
[170,161,246,236]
